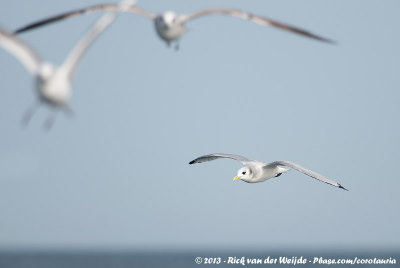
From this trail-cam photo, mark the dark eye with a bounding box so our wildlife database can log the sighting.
[242,171,246,175]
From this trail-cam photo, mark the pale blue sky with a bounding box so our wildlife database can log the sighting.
[0,0,399,251]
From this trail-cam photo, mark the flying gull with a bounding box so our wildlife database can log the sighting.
[0,0,135,128]
[14,3,335,50]
[189,153,347,190]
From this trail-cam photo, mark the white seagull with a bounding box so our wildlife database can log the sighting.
[189,153,348,190]
[14,3,335,50]
[0,0,135,128]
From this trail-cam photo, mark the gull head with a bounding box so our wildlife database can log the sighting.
[160,11,178,26]
[154,11,185,43]
[38,62,56,80]
[233,166,253,182]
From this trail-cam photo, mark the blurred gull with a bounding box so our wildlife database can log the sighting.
[189,153,348,190]
[14,3,335,50]
[0,0,135,128]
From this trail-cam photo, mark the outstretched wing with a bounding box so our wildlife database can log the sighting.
[182,8,335,43]
[189,153,250,165]
[268,161,347,190]
[14,3,155,35]
[0,27,41,75]
[60,0,136,80]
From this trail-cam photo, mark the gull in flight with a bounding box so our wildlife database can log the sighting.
[189,153,348,190]
[0,0,135,129]
[14,3,335,50]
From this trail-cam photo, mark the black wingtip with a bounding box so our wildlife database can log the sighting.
[188,160,195,165]
[13,26,32,35]
[326,39,338,46]
[313,36,337,45]
[326,40,337,46]
[338,184,349,191]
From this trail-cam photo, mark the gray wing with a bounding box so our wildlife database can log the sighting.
[268,161,347,190]
[60,0,136,80]
[182,8,335,43]
[0,27,41,75]
[189,153,250,165]
[14,3,155,35]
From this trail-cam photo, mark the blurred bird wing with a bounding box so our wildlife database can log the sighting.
[60,1,138,80]
[0,27,41,75]
[14,3,156,34]
[181,8,334,43]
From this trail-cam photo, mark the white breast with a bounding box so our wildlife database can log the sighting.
[38,67,71,106]
[249,162,288,183]
[154,15,185,42]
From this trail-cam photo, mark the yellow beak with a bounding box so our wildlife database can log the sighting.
[233,176,241,181]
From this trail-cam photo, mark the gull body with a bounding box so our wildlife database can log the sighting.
[1,0,135,128]
[154,11,185,46]
[237,161,289,183]
[36,64,71,106]
[0,28,72,127]
[189,153,347,190]
[14,3,335,50]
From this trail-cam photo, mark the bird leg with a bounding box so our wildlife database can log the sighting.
[174,42,180,51]
[21,102,41,127]
[63,104,74,118]
[43,109,58,130]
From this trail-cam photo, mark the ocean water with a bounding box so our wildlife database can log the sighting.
[0,251,398,267]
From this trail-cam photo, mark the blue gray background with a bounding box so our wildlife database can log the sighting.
[0,0,399,252]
